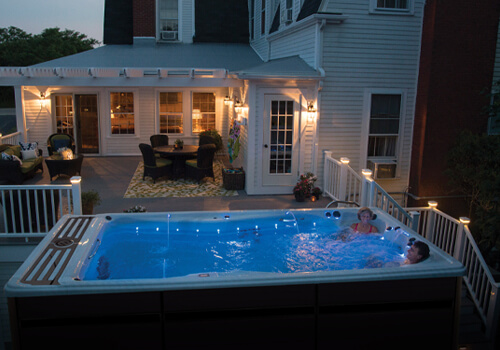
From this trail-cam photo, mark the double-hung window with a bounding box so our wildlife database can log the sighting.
[367,94,401,178]
[261,0,266,35]
[370,0,413,14]
[159,0,178,41]
[159,92,183,134]
[192,92,216,133]
[285,0,293,25]
[249,0,255,40]
[110,92,135,135]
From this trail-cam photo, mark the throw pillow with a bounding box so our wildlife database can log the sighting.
[19,141,38,151]
[21,149,37,160]
[2,152,22,165]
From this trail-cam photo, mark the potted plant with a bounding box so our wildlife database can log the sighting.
[81,190,101,214]
[124,205,147,213]
[199,129,223,153]
[293,173,318,202]
[174,139,184,149]
[223,120,245,190]
[312,187,322,201]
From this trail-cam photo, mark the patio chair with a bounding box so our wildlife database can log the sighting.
[47,133,76,156]
[150,134,169,148]
[185,143,216,183]
[139,143,173,183]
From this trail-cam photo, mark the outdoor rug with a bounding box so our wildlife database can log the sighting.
[124,160,239,198]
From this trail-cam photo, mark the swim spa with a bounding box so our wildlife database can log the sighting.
[6,208,465,350]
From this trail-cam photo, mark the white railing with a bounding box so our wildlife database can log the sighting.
[0,177,82,238]
[323,152,416,230]
[323,154,500,340]
[0,130,22,145]
[323,152,362,206]
[406,205,500,340]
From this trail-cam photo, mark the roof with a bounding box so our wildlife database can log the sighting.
[33,43,264,73]
[30,44,319,79]
[236,56,320,79]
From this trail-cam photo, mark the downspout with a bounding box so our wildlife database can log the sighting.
[312,19,327,177]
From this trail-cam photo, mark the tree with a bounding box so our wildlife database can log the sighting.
[445,131,500,268]
[0,26,99,108]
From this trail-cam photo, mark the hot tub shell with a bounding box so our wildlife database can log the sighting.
[5,209,465,350]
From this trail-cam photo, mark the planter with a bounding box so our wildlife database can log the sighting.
[222,168,245,190]
[295,193,306,202]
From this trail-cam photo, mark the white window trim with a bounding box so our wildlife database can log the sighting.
[361,88,407,179]
[157,0,181,42]
[108,89,139,137]
[369,0,414,15]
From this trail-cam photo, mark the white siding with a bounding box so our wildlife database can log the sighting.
[317,0,424,194]
[180,0,194,43]
[269,23,316,67]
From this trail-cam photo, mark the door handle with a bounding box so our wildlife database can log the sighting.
[264,144,268,148]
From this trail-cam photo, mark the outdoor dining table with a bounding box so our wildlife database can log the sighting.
[153,145,198,178]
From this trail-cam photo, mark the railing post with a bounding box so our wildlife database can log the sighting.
[454,217,470,261]
[486,283,500,341]
[361,169,373,207]
[323,151,332,197]
[70,176,82,215]
[409,211,420,233]
[339,157,349,203]
[425,201,438,243]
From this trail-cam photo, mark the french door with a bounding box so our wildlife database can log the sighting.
[75,94,99,154]
[262,95,300,189]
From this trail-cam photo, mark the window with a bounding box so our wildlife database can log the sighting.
[159,0,178,41]
[285,0,293,24]
[261,0,266,35]
[55,95,74,135]
[370,0,412,14]
[192,92,216,133]
[376,0,408,9]
[249,0,255,40]
[110,92,135,135]
[367,94,401,178]
[159,92,183,134]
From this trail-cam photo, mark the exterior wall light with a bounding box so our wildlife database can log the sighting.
[224,96,232,106]
[307,101,317,122]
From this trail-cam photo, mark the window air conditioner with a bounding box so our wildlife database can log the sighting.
[367,159,397,179]
[161,31,178,41]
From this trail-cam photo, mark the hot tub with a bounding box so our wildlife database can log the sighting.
[6,208,465,350]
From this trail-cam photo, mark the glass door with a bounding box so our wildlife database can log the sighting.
[262,95,299,187]
[75,94,99,154]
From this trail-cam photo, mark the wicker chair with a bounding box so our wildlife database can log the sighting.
[47,133,76,156]
[199,135,215,146]
[139,143,173,183]
[185,144,216,183]
[150,134,169,148]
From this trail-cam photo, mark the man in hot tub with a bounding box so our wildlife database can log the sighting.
[405,240,430,265]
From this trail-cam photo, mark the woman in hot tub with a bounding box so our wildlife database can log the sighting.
[350,207,379,233]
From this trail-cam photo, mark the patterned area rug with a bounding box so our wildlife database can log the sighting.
[124,160,239,198]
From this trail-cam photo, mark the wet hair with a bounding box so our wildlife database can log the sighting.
[357,207,374,220]
[413,241,430,263]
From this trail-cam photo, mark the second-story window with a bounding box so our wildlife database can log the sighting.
[261,0,266,36]
[376,0,408,9]
[285,0,293,25]
[159,0,178,41]
[250,0,255,40]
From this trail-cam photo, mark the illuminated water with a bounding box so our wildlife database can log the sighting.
[83,213,407,280]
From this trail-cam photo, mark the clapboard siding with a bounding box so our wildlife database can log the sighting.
[269,24,316,67]
[180,0,194,43]
[315,0,424,193]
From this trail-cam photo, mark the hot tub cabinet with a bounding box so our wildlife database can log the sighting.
[8,277,461,350]
[5,210,465,349]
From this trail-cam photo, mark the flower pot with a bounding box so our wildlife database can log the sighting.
[295,193,306,202]
[222,168,245,190]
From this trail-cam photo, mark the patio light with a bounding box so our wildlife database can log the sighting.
[428,201,438,208]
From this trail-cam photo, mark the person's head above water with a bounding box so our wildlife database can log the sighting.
[357,207,375,220]
[406,240,430,264]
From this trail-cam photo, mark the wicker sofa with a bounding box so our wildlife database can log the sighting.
[0,144,43,184]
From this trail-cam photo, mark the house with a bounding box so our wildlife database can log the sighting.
[0,0,427,197]
[408,0,500,215]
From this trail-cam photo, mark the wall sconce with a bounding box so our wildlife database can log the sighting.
[39,92,47,107]
[307,101,317,123]
[224,96,233,106]
[234,98,243,114]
